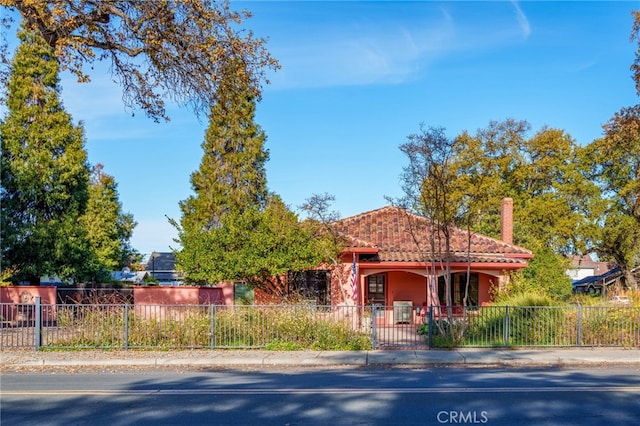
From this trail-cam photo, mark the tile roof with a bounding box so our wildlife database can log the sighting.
[332,206,532,264]
[568,254,614,275]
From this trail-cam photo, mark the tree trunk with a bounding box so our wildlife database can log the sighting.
[621,266,638,290]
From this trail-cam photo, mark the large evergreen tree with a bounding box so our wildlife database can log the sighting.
[174,61,321,287]
[175,60,269,283]
[178,60,269,234]
[83,164,138,276]
[0,29,93,284]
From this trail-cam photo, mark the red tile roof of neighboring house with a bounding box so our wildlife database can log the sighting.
[332,206,532,264]
[569,254,614,275]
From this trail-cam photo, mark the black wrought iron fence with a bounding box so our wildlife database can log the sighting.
[1,300,639,350]
[0,300,370,350]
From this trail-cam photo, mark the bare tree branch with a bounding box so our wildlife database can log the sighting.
[1,0,279,122]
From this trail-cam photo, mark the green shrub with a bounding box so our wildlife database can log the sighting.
[498,293,553,307]
[492,248,572,304]
[264,340,304,351]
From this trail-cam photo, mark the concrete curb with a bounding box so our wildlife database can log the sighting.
[1,348,638,368]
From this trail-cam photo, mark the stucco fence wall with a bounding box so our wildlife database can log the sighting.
[1,285,228,324]
[0,286,57,324]
[132,286,224,321]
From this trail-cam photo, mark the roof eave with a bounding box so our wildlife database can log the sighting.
[505,253,534,260]
[357,261,528,270]
[340,247,379,254]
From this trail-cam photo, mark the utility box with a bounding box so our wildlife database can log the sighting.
[393,301,413,324]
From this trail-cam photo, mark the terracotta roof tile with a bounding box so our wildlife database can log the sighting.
[333,206,532,264]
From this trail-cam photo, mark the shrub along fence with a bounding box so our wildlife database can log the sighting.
[418,305,640,348]
[1,300,639,350]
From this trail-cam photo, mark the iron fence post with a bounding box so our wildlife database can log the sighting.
[428,306,433,349]
[371,305,377,349]
[34,296,42,350]
[124,304,129,350]
[504,306,510,347]
[210,304,215,349]
[576,304,582,347]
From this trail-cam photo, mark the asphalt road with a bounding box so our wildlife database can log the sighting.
[2,365,639,425]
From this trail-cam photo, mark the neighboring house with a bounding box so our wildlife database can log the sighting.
[572,266,640,295]
[289,199,533,315]
[18,275,72,286]
[145,252,185,286]
[566,254,613,281]
[566,254,629,295]
[111,269,149,285]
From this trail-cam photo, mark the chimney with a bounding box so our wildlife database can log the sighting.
[501,197,513,245]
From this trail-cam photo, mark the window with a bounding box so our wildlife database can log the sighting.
[437,273,479,306]
[287,270,331,305]
[358,253,379,262]
[367,274,386,305]
[234,282,254,305]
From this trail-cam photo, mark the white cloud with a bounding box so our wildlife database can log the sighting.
[267,12,455,90]
[265,3,536,91]
[511,1,532,39]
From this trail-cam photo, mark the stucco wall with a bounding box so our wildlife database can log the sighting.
[0,286,57,323]
[478,273,495,305]
[133,286,223,305]
[386,271,428,306]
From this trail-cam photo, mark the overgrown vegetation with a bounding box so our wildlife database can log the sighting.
[417,290,640,348]
[47,304,371,351]
[486,247,573,306]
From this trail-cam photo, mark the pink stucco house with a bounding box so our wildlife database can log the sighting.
[285,199,532,320]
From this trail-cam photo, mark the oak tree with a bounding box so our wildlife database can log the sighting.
[630,10,640,97]
[428,119,597,300]
[583,106,640,288]
[450,119,602,256]
[1,0,279,121]
[579,11,640,288]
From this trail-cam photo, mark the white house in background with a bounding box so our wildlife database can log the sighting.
[19,275,72,286]
[566,254,614,281]
[110,269,148,285]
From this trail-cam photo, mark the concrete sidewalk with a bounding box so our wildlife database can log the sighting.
[1,348,638,368]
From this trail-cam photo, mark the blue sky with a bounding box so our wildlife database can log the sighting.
[3,1,639,260]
